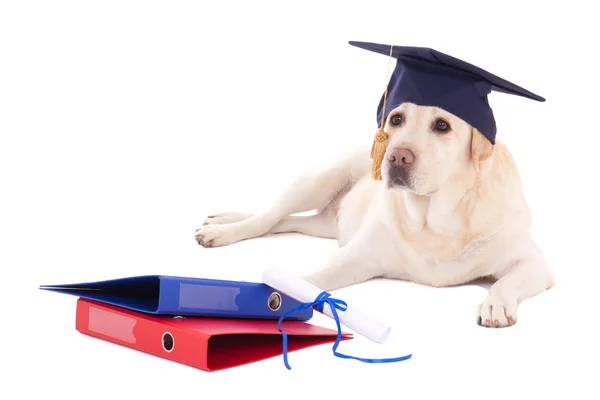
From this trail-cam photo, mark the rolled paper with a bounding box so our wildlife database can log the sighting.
[261,267,392,344]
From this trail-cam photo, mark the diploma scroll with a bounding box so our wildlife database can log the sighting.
[261,267,391,344]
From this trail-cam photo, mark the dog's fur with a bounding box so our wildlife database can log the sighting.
[195,102,554,328]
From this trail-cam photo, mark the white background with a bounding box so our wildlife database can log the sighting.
[1,0,599,399]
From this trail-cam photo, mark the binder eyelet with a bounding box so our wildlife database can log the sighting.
[267,292,282,311]
[162,332,174,352]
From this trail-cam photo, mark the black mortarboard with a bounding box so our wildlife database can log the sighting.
[349,41,545,145]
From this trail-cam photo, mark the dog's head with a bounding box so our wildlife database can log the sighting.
[380,102,494,195]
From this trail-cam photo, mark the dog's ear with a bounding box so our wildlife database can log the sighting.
[470,127,494,172]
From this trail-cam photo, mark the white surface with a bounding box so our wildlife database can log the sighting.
[262,266,392,343]
[1,1,599,399]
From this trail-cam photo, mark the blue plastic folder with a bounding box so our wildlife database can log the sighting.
[39,275,313,321]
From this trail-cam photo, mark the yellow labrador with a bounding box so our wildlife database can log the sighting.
[195,102,554,328]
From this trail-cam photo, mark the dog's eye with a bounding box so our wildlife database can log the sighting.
[434,119,450,132]
[390,114,403,125]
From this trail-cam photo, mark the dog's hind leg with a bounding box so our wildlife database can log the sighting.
[195,146,370,248]
[269,212,337,239]
[203,212,254,226]
[202,211,337,239]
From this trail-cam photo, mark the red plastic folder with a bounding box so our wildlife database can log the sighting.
[75,298,353,372]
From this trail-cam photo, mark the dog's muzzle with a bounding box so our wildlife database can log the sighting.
[385,147,415,189]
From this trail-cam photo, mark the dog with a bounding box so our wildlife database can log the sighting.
[195,102,554,328]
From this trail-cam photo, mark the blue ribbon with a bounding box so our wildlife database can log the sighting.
[276,291,412,369]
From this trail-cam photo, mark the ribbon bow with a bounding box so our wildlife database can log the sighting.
[277,291,412,369]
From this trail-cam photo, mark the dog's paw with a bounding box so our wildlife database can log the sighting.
[476,294,518,328]
[195,224,242,248]
[202,212,253,226]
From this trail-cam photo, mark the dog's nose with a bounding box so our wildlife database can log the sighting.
[388,148,415,167]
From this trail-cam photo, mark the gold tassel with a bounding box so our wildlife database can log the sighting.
[370,44,394,181]
[370,128,388,180]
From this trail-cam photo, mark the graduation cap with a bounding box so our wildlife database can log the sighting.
[349,41,545,179]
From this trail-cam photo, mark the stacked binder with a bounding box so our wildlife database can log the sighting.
[39,275,352,372]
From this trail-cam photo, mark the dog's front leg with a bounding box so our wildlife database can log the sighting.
[477,252,554,328]
[303,221,394,292]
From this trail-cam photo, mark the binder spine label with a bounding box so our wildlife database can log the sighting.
[178,283,240,310]
[88,305,137,344]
